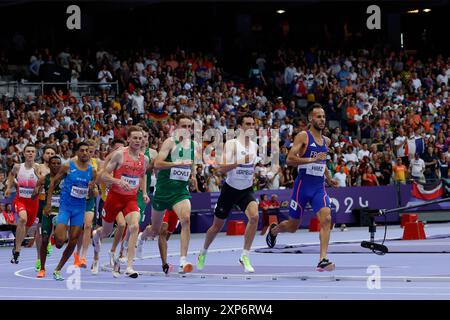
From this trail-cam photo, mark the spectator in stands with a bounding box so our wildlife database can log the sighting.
[362,166,380,186]
[422,145,439,183]
[393,158,407,184]
[409,153,426,183]
[334,166,348,187]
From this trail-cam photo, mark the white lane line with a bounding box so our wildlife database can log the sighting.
[1,286,450,297]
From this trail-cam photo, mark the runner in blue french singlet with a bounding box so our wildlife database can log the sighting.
[289,130,331,220]
[58,160,93,227]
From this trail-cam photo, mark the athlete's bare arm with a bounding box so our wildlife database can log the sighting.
[98,150,128,189]
[286,131,327,166]
[32,175,46,199]
[44,164,69,215]
[154,138,191,169]
[147,148,158,173]
[216,140,239,174]
[4,164,19,197]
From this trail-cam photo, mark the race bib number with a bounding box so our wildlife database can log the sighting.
[306,163,326,177]
[51,195,60,208]
[235,166,254,179]
[121,175,140,189]
[170,167,191,181]
[70,186,89,199]
[19,187,34,198]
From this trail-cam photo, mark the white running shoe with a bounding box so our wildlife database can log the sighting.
[125,267,138,278]
[135,232,144,259]
[91,259,99,275]
[178,261,193,274]
[92,230,101,254]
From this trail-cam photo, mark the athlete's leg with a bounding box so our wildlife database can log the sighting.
[158,223,170,266]
[202,216,226,251]
[54,225,83,272]
[110,212,126,254]
[172,199,191,259]
[35,223,41,259]
[243,201,259,251]
[123,211,140,270]
[14,210,28,253]
[80,211,94,261]
[317,207,332,261]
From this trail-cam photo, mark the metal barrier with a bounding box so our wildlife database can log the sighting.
[1,81,119,99]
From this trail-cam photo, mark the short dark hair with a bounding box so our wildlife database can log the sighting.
[127,126,142,137]
[24,144,36,152]
[237,113,254,126]
[307,103,324,117]
[176,114,192,124]
[49,156,61,163]
[43,145,57,154]
[111,138,125,147]
[75,141,89,151]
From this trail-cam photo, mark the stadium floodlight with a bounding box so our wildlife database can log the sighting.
[423,9,431,13]
[276,10,286,14]
[407,9,419,14]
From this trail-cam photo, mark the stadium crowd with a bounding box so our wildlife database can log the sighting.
[1,46,450,199]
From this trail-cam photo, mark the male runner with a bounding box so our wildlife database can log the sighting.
[146,115,197,273]
[93,126,149,278]
[197,114,260,273]
[6,144,40,264]
[44,142,96,280]
[74,139,101,268]
[35,146,57,271]
[33,156,62,278]
[266,104,339,271]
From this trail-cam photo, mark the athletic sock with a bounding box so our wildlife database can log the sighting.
[180,256,187,265]
[200,248,208,255]
[241,249,250,258]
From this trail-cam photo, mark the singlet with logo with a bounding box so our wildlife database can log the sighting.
[225,139,259,190]
[155,139,194,194]
[44,174,62,214]
[110,148,145,196]
[296,131,328,185]
[86,158,98,200]
[60,160,93,206]
[16,163,39,200]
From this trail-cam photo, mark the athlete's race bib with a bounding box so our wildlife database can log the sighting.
[51,195,60,208]
[235,166,255,180]
[19,187,34,198]
[170,167,191,181]
[121,175,140,189]
[305,163,326,177]
[70,186,89,199]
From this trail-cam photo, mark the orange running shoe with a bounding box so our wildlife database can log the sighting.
[74,253,81,267]
[37,269,46,278]
[79,257,87,268]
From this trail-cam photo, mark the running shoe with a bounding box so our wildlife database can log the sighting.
[265,223,278,248]
[46,242,52,257]
[79,258,87,268]
[162,263,173,275]
[92,230,101,254]
[197,252,206,270]
[35,259,41,272]
[316,258,335,272]
[53,270,64,281]
[119,254,127,264]
[135,232,144,259]
[91,259,99,275]
[37,269,46,278]
[73,253,81,267]
[178,261,193,274]
[125,267,139,278]
[239,255,255,273]
[10,248,19,264]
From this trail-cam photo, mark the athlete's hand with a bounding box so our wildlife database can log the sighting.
[178,160,192,167]
[116,179,131,191]
[316,153,327,161]
[328,178,339,188]
[4,188,11,198]
[143,194,150,204]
